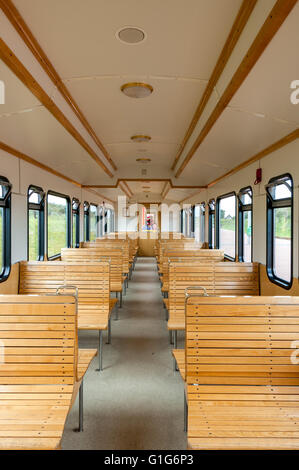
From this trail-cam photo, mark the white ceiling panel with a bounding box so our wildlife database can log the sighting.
[14,0,242,79]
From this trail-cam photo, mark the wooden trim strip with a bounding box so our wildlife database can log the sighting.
[0,0,117,172]
[162,185,171,200]
[122,181,133,197]
[207,129,299,188]
[179,189,205,204]
[0,141,82,187]
[119,183,131,199]
[84,188,115,205]
[0,38,114,178]
[83,179,206,190]
[161,181,169,198]
[175,0,297,178]
[171,0,257,171]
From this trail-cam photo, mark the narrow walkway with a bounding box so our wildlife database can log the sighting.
[62,257,185,450]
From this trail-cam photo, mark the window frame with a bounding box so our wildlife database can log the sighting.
[0,176,12,282]
[27,185,45,261]
[47,190,71,260]
[238,186,253,262]
[84,201,90,242]
[216,191,237,261]
[208,199,215,249]
[200,202,206,244]
[72,198,80,248]
[266,173,293,290]
[89,203,98,241]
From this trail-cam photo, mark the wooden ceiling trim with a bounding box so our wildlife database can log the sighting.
[171,0,257,171]
[119,183,131,199]
[0,38,114,178]
[0,0,117,172]
[82,179,207,189]
[162,183,171,200]
[161,181,169,198]
[122,181,133,197]
[207,128,299,188]
[0,141,82,187]
[175,0,297,178]
[84,188,115,205]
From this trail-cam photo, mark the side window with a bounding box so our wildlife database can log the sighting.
[106,208,114,234]
[28,185,45,260]
[84,202,90,241]
[208,199,215,249]
[0,176,12,281]
[266,174,293,289]
[216,193,236,260]
[89,204,98,241]
[200,202,205,244]
[238,187,253,262]
[47,191,70,259]
[193,205,199,240]
[72,198,80,248]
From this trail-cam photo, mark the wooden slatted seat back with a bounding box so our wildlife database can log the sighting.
[185,295,299,388]
[85,240,129,274]
[168,261,259,329]
[161,248,224,282]
[158,240,198,267]
[61,248,122,292]
[0,294,77,450]
[19,261,110,312]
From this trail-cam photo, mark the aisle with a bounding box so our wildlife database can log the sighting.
[62,257,185,450]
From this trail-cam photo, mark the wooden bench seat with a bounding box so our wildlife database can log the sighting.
[185,295,299,450]
[0,295,95,450]
[19,261,112,371]
[160,249,224,293]
[168,261,259,335]
[62,247,124,307]
[172,349,185,380]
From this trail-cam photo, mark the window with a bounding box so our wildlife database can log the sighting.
[72,198,80,248]
[106,208,115,234]
[28,185,45,260]
[208,199,215,249]
[238,187,252,262]
[0,176,12,281]
[47,191,70,258]
[193,203,205,243]
[216,193,236,260]
[180,209,189,236]
[266,174,293,289]
[84,202,90,241]
[89,204,98,241]
[192,205,197,239]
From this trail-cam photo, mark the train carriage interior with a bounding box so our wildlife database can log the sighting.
[0,0,298,452]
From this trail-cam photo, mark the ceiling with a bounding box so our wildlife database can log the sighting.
[0,0,298,203]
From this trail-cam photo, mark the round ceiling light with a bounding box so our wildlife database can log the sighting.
[136,157,151,163]
[121,82,153,98]
[117,27,146,44]
[131,135,151,143]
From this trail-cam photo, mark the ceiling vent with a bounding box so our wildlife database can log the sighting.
[141,169,147,176]
[117,27,146,44]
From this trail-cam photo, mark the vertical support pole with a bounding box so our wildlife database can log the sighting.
[184,391,188,433]
[169,330,173,345]
[107,318,111,344]
[74,380,83,432]
[119,291,123,308]
[174,330,177,349]
[114,292,119,320]
[96,330,103,371]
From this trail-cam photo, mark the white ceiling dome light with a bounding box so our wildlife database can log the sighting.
[116,27,146,44]
[121,82,153,98]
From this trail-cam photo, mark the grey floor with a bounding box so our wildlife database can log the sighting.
[62,257,186,450]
